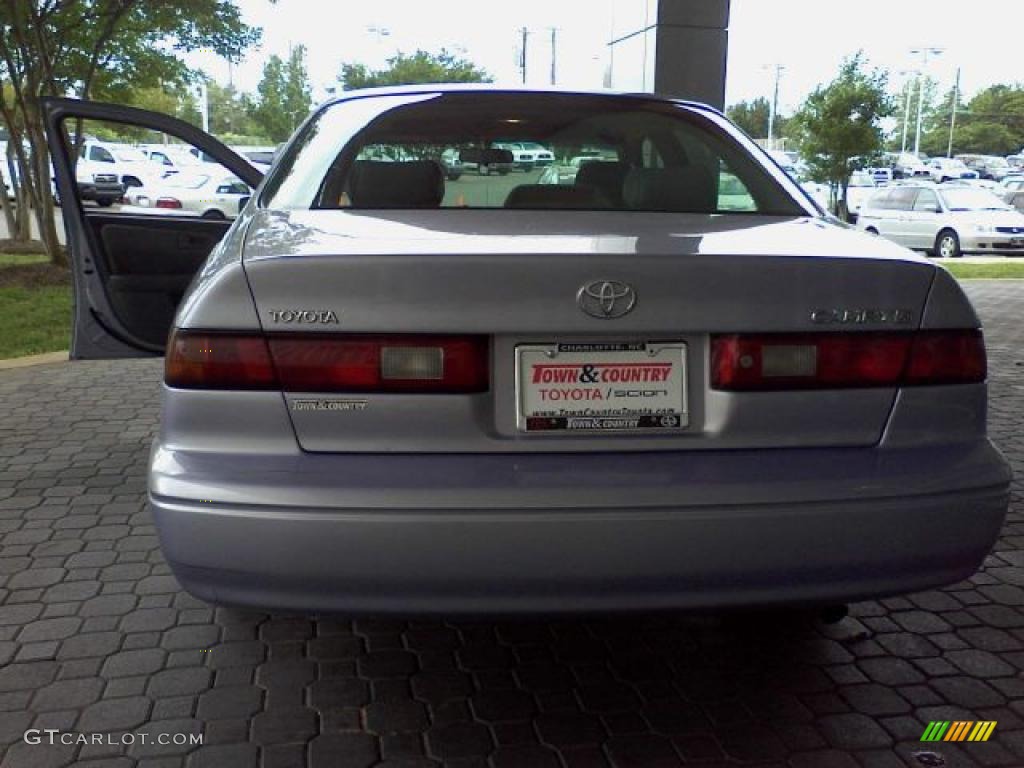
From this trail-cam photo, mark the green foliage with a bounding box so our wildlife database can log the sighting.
[251,46,311,142]
[727,98,770,138]
[0,1,260,262]
[953,122,1018,156]
[793,53,893,214]
[76,86,198,142]
[943,262,1024,279]
[207,82,262,138]
[0,283,71,358]
[917,83,1024,157]
[217,132,273,146]
[340,49,492,90]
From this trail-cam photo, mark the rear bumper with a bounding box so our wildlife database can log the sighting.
[78,181,124,200]
[149,440,1011,614]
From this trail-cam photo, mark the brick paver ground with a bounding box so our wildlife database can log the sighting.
[0,280,1021,768]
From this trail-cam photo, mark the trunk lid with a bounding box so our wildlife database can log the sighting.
[239,210,937,453]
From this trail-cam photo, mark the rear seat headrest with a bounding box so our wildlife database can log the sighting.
[504,184,611,209]
[574,161,629,206]
[349,160,445,208]
[623,166,717,212]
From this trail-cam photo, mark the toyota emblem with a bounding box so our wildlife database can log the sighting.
[577,280,637,319]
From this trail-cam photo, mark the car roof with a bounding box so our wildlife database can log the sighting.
[321,83,721,116]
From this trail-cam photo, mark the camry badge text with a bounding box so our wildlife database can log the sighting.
[577,280,637,319]
[268,309,339,324]
[810,308,913,325]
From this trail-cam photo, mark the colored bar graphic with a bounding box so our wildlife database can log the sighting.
[920,721,996,742]
[920,721,949,741]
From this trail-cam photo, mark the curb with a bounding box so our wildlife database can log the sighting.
[0,350,69,370]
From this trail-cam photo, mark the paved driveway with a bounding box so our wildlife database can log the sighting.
[0,281,1022,768]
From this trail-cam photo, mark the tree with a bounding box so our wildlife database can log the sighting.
[282,45,311,135]
[792,53,893,218]
[339,49,491,90]
[0,1,259,264]
[949,85,1024,156]
[207,81,262,139]
[726,97,767,138]
[251,46,310,142]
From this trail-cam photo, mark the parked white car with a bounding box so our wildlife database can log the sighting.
[890,152,931,179]
[138,145,209,174]
[845,171,878,222]
[999,176,1024,194]
[122,172,251,219]
[926,157,979,183]
[492,141,542,171]
[857,182,1024,257]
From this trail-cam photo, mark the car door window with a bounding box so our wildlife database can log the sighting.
[889,188,918,211]
[913,189,939,212]
[867,189,891,209]
[718,162,757,212]
[63,120,247,221]
[90,145,115,163]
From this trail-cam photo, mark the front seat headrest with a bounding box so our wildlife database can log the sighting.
[349,160,445,208]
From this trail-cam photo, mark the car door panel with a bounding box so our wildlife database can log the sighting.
[905,190,941,250]
[42,97,263,359]
[89,215,232,346]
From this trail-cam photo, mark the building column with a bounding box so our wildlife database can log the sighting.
[608,0,730,109]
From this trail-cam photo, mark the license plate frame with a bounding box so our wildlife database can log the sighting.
[515,341,689,434]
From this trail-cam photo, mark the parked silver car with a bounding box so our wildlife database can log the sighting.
[44,89,1011,615]
[857,182,1024,257]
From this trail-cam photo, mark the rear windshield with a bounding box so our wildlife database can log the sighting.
[262,91,804,215]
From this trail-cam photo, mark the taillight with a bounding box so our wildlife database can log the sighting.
[268,335,488,393]
[155,197,182,209]
[905,330,987,385]
[711,330,985,391]
[165,330,488,393]
[165,331,278,389]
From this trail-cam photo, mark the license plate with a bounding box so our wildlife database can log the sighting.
[516,342,688,433]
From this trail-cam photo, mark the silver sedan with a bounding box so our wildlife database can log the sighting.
[45,87,1011,615]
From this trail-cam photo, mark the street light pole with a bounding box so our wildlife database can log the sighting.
[520,27,528,84]
[910,47,944,156]
[900,75,914,153]
[947,66,960,158]
[766,64,784,150]
[198,80,209,133]
[550,27,557,85]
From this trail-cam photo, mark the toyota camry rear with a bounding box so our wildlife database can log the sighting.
[148,87,1011,614]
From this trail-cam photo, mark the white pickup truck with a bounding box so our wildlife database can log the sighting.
[79,140,169,189]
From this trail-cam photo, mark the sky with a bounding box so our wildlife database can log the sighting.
[184,0,1023,112]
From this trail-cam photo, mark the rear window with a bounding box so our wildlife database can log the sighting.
[262,91,804,215]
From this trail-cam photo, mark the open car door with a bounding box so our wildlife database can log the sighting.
[42,98,264,358]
